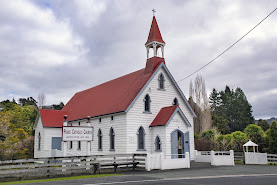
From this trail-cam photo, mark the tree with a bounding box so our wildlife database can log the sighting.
[257,119,270,131]
[18,97,37,106]
[209,86,254,133]
[38,92,46,107]
[52,102,64,110]
[216,134,232,151]
[201,129,216,140]
[266,121,277,153]
[189,75,212,134]
[232,131,248,151]
[244,124,264,146]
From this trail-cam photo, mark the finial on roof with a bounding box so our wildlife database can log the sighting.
[152,9,156,16]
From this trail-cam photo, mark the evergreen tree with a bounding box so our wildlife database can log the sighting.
[209,86,254,133]
[266,121,277,153]
[257,119,270,131]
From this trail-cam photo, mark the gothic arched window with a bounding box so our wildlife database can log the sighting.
[144,94,151,112]
[173,98,179,105]
[155,136,161,151]
[109,128,115,150]
[98,129,103,151]
[137,126,145,150]
[158,73,165,89]
[38,132,41,150]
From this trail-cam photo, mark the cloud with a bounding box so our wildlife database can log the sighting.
[0,0,276,119]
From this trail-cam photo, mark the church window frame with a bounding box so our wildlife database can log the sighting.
[137,126,146,151]
[143,94,151,113]
[77,141,81,150]
[98,129,103,151]
[173,98,179,105]
[155,136,162,152]
[158,73,165,90]
[109,127,115,151]
[38,132,41,150]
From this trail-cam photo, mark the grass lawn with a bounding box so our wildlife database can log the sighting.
[0,174,122,185]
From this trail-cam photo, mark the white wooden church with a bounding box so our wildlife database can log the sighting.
[34,15,196,161]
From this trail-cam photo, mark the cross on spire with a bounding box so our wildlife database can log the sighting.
[152,9,156,16]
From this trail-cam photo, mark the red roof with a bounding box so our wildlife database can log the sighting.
[39,109,68,127]
[149,105,178,127]
[62,57,165,121]
[145,16,165,45]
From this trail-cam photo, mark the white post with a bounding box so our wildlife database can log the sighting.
[161,46,164,58]
[186,152,190,168]
[63,121,68,157]
[160,153,164,170]
[230,150,235,166]
[153,43,157,57]
[146,153,151,171]
[210,150,215,165]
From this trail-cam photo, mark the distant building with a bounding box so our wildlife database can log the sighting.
[34,15,196,160]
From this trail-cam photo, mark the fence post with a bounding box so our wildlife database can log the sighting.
[230,150,235,166]
[86,157,90,170]
[210,150,215,165]
[160,153,164,170]
[186,152,190,168]
[146,153,151,171]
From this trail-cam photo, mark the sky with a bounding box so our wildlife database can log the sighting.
[0,0,276,119]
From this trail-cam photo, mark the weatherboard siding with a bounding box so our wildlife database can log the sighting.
[34,117,45,158]
[126,66,195,159]
[68,112,127,155]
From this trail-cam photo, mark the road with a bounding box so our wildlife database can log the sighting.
[18,163,277,185]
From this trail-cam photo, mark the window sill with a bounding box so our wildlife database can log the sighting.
[143,111,152,114]
[155,150,162,152]
[137,149,146,151]
[98,149,103,151]
[157,88,166,91]
[109,149,115,151]
[77,149,81,151]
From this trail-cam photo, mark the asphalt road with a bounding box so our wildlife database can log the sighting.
[18,163,277,185]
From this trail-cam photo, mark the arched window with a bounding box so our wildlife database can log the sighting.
[144,94,151,112]
[109,128,115,151]
[158,73,165,89]
[155,136,161,151]
[137,126,145,150]
[38,132,41,150]
[173,98,179,105]
[98,129,103,151]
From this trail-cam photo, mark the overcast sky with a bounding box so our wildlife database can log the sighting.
[0,0,276,119]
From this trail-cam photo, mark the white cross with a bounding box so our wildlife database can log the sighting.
[152,9,156,16]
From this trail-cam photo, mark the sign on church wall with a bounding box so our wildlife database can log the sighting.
[62,127,93,141]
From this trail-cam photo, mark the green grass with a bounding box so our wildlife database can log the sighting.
[0,174,122,185]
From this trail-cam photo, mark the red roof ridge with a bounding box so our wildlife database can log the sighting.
[39,109,68,128]
[145,16,165,45]
[62,58,165,121]
[149,105,178,127]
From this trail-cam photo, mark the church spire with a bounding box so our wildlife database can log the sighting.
[145,11,165,59]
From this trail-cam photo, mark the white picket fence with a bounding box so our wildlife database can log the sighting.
[195,150,235,166]
[146,152,190,171]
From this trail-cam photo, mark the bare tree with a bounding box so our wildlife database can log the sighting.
[189,75,212,133]
[38,92,46,107]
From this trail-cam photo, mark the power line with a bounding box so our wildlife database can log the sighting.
[173,7,277,84]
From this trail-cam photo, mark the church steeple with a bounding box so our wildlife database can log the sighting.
[145,11,165,59]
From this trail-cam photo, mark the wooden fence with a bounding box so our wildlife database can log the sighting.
[0,154,146,181]
[267,154,277,165]
[234,152,244,164]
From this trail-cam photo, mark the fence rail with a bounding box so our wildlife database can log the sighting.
[267,154,277,164]
[234,152,244,164]
[0,154,146,181]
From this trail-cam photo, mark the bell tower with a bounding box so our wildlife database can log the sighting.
[145,9,165,59]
